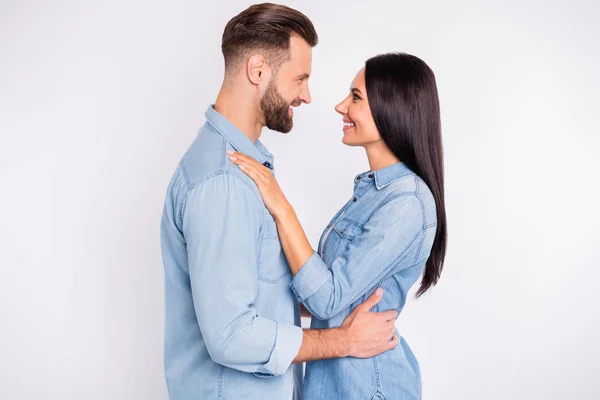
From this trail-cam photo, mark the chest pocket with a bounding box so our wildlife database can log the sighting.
[257,213,291,283]
[332,218,363,240]
[321,218,364,262]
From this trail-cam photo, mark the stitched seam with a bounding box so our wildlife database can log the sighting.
[216,365,224,399]
[341,217,365,229]
[332,224,360,240]
[373,355,382,391]
[220,136,226,170]
[206,117,232,145]
[413,177,428,230]
[413,234,426,265]
[380,193,417,208]
[179,190,188,232]
[376,171,415,189]
[265,320,279,374]
[414,175,419,195]
[175,167,187,230]
[381,193,427,230]
[186,171,263,206]
[207,118,270,162]
[180,160,191,187]
[180,172,265,247]
[257,254,289,283]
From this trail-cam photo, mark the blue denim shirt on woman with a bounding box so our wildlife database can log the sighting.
[161,106,304,400]
[292,162,438,400]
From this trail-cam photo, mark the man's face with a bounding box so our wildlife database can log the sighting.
[260,36,312,133]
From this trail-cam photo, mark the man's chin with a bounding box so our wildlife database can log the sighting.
[270,126,292,134]
[267,119,293,134]
[279,124,293,134]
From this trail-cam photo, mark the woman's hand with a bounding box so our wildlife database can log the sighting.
[227,150,291,219]
[227,150,314,275]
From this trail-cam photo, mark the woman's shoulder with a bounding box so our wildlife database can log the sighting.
[379,173,437,227]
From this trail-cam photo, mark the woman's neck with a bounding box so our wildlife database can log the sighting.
[364,140,401,171]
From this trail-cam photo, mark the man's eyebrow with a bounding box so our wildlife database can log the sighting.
[296,73,310,80]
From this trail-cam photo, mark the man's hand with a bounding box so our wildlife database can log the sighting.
[340,288,399,358]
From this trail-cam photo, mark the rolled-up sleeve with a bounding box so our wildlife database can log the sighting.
[290,195,426,320]
[183,173,302,376]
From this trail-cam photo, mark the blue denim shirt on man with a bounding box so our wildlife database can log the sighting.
[291,162,438,400]
[160,106,304,400]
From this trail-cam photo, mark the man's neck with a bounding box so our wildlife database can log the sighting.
[214,87,263,143]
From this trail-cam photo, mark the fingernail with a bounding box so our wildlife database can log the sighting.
[239,165,245,170]
[228,156,237,162]
[226,150,234,155]
[375,288,382,296]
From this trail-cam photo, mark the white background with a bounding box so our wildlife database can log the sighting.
[1,0,599,399]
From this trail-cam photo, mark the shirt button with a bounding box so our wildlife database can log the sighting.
[353,197,357,202]
[262,161,272,169]
[356,176,361,181]
[368,174,373,178]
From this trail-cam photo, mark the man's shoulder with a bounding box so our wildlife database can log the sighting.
[179,123,230,189]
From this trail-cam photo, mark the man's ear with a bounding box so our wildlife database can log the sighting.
[247,55,266,85]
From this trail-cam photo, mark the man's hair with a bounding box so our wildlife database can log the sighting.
[221,3,318,74]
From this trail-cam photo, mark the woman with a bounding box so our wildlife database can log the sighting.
[228,52,447,400]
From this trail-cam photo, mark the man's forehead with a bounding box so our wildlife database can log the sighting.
[285,37,312,73]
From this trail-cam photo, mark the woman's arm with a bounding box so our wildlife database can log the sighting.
[227,150,314,275]
[227,151,424,319]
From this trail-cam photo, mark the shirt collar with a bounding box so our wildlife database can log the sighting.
[354,162,413,190]
[204,105,274,168]
[374,162,413,189]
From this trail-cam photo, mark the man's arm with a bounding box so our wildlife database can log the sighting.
[293,288,398,364]
[184,173,396,376]
[184,174,302,376]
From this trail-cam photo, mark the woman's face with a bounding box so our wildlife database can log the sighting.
[335,67,381,147]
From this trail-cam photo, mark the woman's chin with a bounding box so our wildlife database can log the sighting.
[342,136,361,147]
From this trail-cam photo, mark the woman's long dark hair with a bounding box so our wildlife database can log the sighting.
[365,52,447,297]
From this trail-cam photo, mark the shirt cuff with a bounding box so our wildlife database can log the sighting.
[258,322,303,377]
[290,252,330,302]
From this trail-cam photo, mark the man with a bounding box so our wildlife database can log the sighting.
[160,4,398,399]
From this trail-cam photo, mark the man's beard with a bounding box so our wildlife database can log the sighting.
[260,79,293,133]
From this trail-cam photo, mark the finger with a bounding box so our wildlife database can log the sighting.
[226,150,248,161]
[228,154,272,179]
[227,151,266,170]
[379,310,399,322]
[229,155,267,181]
[388,335,398,349]
[359,288,383,311]
[236,161,265,183]
[227,153,256,168]
[245,162,271,185]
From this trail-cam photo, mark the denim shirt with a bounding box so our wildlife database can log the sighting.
[291,163,438,400]
[160,106,304,400]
